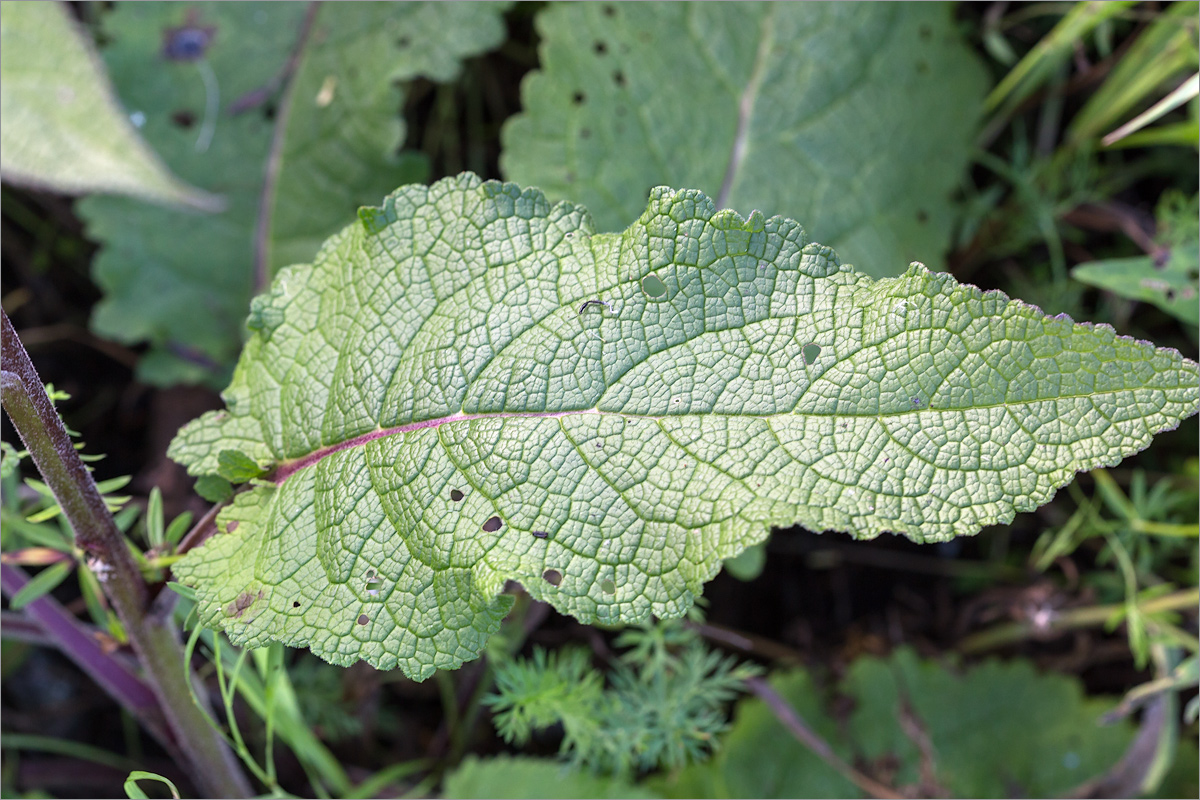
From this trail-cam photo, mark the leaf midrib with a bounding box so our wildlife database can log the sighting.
[270,383,1171,484]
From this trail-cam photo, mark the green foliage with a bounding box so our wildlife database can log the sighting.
[487,621,760,775]
[444,755,658,799]
[1072,192,1200,326]
[77,2,510,387]
[168,173,1198,677]
[654,647,1191,798]
[501,2,988,277]
[0,1,217,210]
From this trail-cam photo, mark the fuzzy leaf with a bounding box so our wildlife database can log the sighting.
[170,174,1199,677]
[501,2,988,277]
[0,1,219,211]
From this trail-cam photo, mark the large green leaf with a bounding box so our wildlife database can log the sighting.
[0,1,218,210]
[170,174,1199,678]
[501,2,989,277]
[653,648,1192,798]
[77,2,509,387]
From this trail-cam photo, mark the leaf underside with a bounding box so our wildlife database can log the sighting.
[170,173,1199,677]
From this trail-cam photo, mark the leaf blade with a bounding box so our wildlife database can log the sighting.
[170,175,1199,677]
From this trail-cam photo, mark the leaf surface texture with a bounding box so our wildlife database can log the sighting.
[171,174,1199,676]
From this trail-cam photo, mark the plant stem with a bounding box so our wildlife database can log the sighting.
[1,310,252,798]
[958,586,1200,654]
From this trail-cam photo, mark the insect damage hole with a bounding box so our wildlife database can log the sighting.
[543,569,563,587]
[641,274,667,298]
[482,516,503,533]
[802,343,821,365]
[601,578,616,594]
[450,488,464,502]
[357,614,369,625]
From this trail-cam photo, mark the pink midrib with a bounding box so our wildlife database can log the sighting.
[268,409,599,483]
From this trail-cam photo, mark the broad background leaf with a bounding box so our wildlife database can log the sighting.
[169,174,1199,678]
[0,1,218,211]
[651,647,1200,798]
[77,2,509,387]
[501,2,989,277]
[444,756,656,799]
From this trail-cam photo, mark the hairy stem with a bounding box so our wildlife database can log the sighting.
[1,310,252,798]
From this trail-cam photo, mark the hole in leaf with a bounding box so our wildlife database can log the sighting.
[641,274,668,298]
[450,489,464,502]
[601,578,616,594]
[532,531,550,539]
[543,569,563,586]
[911,396,923,408]
[1166,288,1177,301]
[292,601,300,608]
[803,343,821,365]
[594,41,607,54]
[171,109,196,128]
[225,520,239,533]
[1189,268,1199,281]
[357,614,369,625]
[263,102,277,121]
[612,70,627,88]
[482,516,503,533]
[572,91,586,105]
[366,578,381,594]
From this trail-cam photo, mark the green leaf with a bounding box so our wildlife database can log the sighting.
[653,648,1157,798]
[500,3,989,277]
[0,1,219,211]
[443,755,658,800]
[169,174,1199,678]
[1072,246,1200,326]
[217,449,267,483]
[1072,192,1200,326]
[194,475,234,504]
[10,561,75,610]
[77,2,511,388]
[124,770,181,800]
